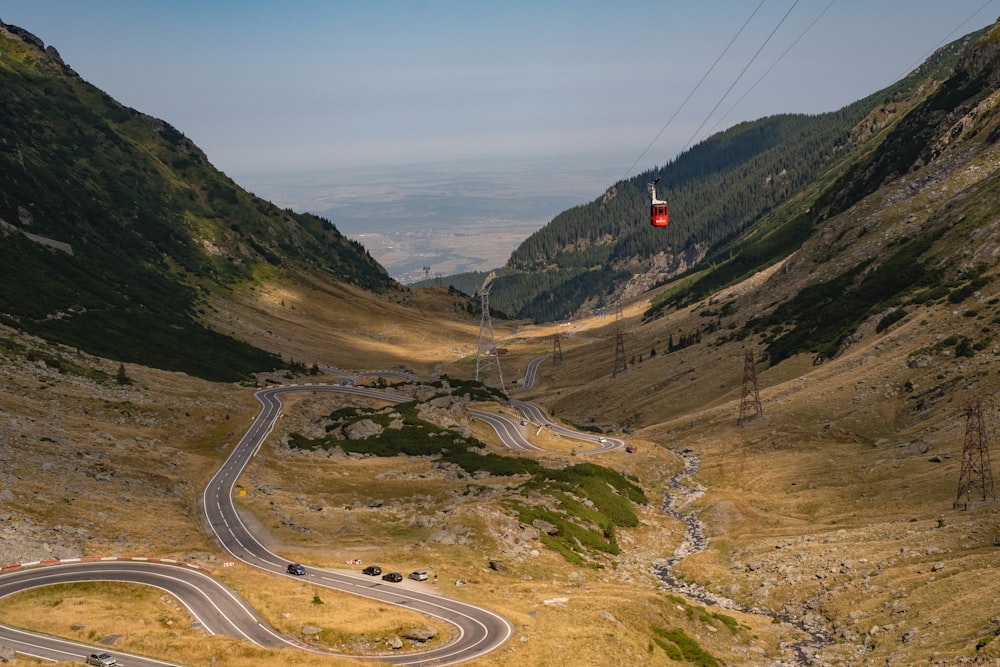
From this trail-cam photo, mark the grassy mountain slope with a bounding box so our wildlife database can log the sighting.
[0,21,393,381]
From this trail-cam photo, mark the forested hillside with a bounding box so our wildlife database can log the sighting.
[0,21,394,381]
[476,29,984,323]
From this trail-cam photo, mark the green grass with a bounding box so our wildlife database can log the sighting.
[651,627,720,667]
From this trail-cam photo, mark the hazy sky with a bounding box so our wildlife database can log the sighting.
[3,1,998,185]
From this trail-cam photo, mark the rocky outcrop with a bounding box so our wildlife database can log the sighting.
[343,419,383,440]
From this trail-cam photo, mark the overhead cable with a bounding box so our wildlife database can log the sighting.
[705,0,837,138]
[678,0,802,155]
[617,0,767,184]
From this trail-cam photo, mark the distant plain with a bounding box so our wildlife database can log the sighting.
[235,156,627,282]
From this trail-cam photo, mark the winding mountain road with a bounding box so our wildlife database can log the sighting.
[0,558,285,665]
[205,384,514,665]
[0,358,626,665]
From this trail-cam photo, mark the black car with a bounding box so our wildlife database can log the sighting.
[382,572,403,583]
[362,565,382,576]
[287,562,306,576]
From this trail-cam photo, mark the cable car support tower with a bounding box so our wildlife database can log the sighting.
[475,272,505,393]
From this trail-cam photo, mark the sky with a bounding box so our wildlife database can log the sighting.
[3,1,999,196]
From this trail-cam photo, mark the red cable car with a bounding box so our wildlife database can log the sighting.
[649,177,669,227]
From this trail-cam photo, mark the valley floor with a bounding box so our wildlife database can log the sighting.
[4,271,1000,666]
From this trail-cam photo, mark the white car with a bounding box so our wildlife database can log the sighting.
[86,653,116,667]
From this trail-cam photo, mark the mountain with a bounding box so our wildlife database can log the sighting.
[538,16,1000,422]
[0,21,395,382]
[463,26,988,323]
[7,16,1000,667]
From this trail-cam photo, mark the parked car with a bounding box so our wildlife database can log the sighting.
[362,565,382,576]
[287,562,306,576]
[86,653,117,667]
[408,569,429,581]
[382,572,403,583]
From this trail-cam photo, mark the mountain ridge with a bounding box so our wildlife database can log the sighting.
[0,19,396,381]
[438,24,991,323]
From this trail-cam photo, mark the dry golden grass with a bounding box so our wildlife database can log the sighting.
[199,272,506,377]
[0,585,383,667]
[8,261,1000,665]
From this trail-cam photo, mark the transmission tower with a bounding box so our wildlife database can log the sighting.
[551,334,563,365]
[611,297,628,377]
[955,403,997,509]
[474,272,505,392]
[737,350,763,425]
[612,332,627,377]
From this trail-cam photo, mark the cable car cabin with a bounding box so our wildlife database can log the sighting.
[649,178,669,227]
[651,202,669,227]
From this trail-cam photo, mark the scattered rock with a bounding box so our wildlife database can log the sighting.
[343,419,383,440]
[402,627,438,642]
[532,518,559,536]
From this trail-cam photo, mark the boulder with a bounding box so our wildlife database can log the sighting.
[343,419,383,440]
[402,627,438,642]
[532,518,559,536]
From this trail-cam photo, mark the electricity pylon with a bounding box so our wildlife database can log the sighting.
[955,402,996,508]
[738,350,763,425]
[474,272,505,392]
[612,297,627,377]
[552,334,563,365]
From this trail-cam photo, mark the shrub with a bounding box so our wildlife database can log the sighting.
[651,627,720,667]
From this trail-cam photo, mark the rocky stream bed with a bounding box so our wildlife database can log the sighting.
[653,448,870,666]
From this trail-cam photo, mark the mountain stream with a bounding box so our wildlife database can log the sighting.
[653,448,864,666]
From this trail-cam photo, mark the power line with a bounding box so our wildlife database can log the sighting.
[705,0,837,138]
[617,0,767,183]
[678,0,802,155]
[888,0,997,87]
[706,0,994,142]
[618,0,995,187]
